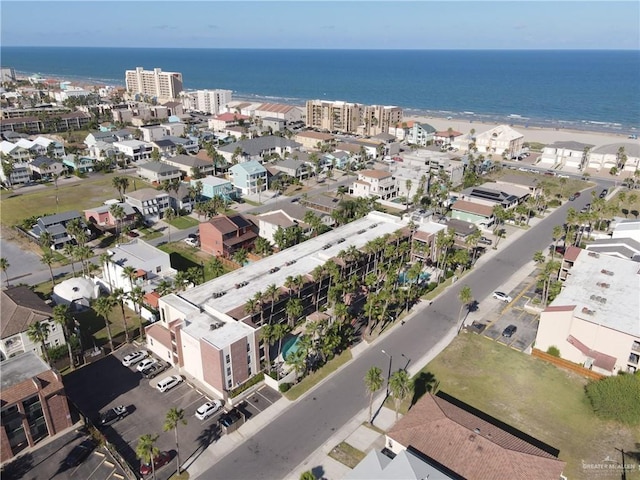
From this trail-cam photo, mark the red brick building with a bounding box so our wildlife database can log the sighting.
[199,214,258,258]
[0,352,73,463]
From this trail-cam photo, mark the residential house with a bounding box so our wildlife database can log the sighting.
[270,158,310,181]
[229,161,268,196]
[167,182,196,213]
[587,143,640,175]
[83,129,133,149]
[192,176,235,202]
[321,150,352,170]
[61,153,95,174]
[100,239,176,321]
[137,161,182,184]
[199,214,258,258]
[30,211,87,250]
[294,131,335,150]
[385,392,566,480]
[113,139,153,163]
[433,129,464,146]
[459,182,529,211]
[0,286,64,361]
[256,209,310,245]
[162,154,214,178]
[139,124,167,142]
[539,141,593,170]
[350,169,397,201]
[29,156,66,180]
[15,137,65,158]
[161,134,199,154]
[346,447,454,480]
[536,248,640,375]
[218,136,301,164]
[162,101,184,117]
[492,173,541,197]
[410,220,448,264]
[473,125,524,157]
[0,140,31,162]
[84,201,137,231]
[0,352,73,463]
[208,112,251,132]
[261,117,285,133]
[450,200,494,229]
[0,160,31,186]
[124,188,171,223]
[404,121,436,146]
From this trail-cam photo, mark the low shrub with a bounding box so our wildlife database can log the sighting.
[279,382,291,393]
[585,372,640,425]
[546,346,561,357]
[228,372,264,398]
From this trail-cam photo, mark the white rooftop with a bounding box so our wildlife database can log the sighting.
[181,310,255,349]
[182,211,410,315]
[553,250,640,336]
[108,239,169,267]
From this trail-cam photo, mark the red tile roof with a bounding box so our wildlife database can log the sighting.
[564,245,582,262]
[452,200,494,217]
[543,305,576,313]
[144,291,161,309]
[566,335,617,372]
[387,393,565,480]
[214,112,250,122]
[359,169,392,179]
[435,130,463,137]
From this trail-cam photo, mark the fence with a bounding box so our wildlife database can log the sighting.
[532,349,605,380]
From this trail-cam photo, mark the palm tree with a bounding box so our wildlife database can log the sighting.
[457,285,473,334]
[286,348,307,382]
[128,285,147,339]
[136,434,160,480]
[364,366,383,424]
[208,256,225,278]
[164,407,187,475]
[285,298,303,329]
[273,323,291,366]
[62,243,77,277]
[389,369,412,420]
[533,251,545,264]
[94,296,115,352]
[111,288,130,343]
[264,283,280,324]
[110,203,125,243]
[300,471,316,480]
[27,321,51,364]
[260,324,277,371]
[39,231,53,251]
[121,265,137,291]
[232,248,248,266]
[40,251,56,288]
[53,304,74,369]
[163,207,176,242]
[551,224,564,258]
[0,257,10,287]
[256,177,265,203]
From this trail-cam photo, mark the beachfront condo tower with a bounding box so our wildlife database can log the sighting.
[125,67,184,101]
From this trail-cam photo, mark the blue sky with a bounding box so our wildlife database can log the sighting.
[2,1,638,50]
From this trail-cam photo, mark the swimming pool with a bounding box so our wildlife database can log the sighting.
[398,271,431,285]
[281,335,300,360]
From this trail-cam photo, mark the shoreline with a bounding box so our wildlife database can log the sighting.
[13,71,639,142]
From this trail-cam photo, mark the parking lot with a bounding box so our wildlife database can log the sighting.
[64,346,280,479]
[1,426,128,480]
[471,271,541,351]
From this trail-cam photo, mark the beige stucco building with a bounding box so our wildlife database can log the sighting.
[535,247,640,375]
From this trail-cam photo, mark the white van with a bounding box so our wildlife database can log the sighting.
[156,375,182,393]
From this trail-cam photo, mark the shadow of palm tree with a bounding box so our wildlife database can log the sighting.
[410,371,437,407]
[1,453,34,480]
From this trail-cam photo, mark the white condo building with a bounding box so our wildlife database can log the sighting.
[181,89,233,115]
[125,67,184,100]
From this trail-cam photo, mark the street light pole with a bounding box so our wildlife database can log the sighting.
[381,349,392,394]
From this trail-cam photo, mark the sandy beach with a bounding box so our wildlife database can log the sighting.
[405,114,635,150]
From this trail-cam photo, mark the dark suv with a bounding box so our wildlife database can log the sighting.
[478,236,493,245]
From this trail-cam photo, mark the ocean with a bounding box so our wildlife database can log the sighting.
[2,47,639,133]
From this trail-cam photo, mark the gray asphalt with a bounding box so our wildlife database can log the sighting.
[200,185,599,480]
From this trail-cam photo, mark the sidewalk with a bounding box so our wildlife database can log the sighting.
[185,211,552,480]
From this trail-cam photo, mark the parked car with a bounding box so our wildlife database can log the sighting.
[580,203,591,213]
[99,405,129,427]
[502,324,518,338]
[492,291,512,303]
[140,451,171,476]
[478,236,493,245]
[122,350,147,367]
[599,189,608,198]
[141,362,167,379]
[156,375,182,393]
[65,439,95,467]
[136,358,157,372]
[195,400,223,420]
[184,237,198,247]
[568,192,581,201]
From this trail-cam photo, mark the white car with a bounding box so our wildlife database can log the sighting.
[195,400,223,420]
[492,291,513,303]
[122,350,147,367]
[183,237,198,247]
[156,375,182,393]
[136,358,157,372]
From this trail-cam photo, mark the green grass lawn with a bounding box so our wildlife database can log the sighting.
[408,334,639,479]
[284,350,352,401]
[158,242,231,281]
[167,215,200,229]
[1,172,152,228]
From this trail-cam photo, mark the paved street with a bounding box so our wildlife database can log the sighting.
[196,185,598,479]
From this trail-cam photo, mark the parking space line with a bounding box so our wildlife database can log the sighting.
[501,278,537,315]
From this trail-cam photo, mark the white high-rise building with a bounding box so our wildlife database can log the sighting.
[181,89,233,115]
[125,67,184,101]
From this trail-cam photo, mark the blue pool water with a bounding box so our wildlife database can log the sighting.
[282,336,300,360]
[398,271,431,285]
